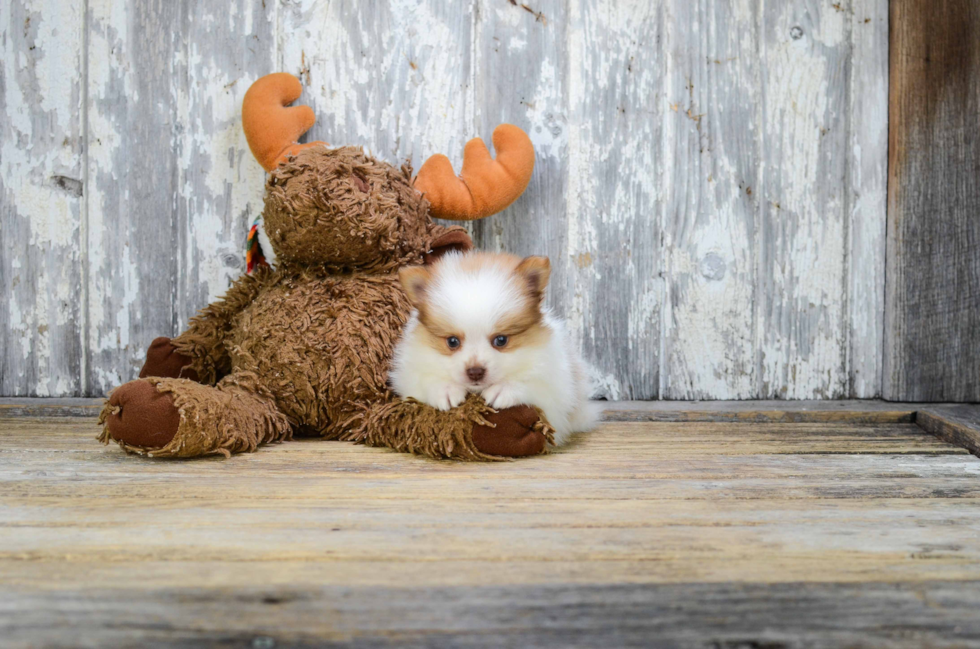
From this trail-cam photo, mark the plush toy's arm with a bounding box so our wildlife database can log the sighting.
[347,394,554,461]
[169,267,274,385]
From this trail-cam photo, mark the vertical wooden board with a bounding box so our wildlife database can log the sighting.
[757,0,850,399]
[564,1,663,400]
[884,0,980,402]
[0,0,895,399]
[846,0,887,398]
[278,0,473,180]
[471,0,570,332]
[85,0,183,395]
[0,0,84,396]
[173,2,276,328]
[660,0,761,400]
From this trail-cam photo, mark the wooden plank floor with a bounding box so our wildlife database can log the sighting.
[2,416,980,647]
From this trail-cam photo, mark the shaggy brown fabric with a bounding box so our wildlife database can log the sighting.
[170,267,275,385]
[263,147,432,274]
[99,140,546,461]
[218,268,414,436]
[139,337,199,382]
[350,394,496,460]
[100,375,290,458]
[350,396,554,460]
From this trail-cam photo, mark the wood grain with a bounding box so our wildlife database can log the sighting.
[471,0,570,317]
[916,405,980,458]
[9,396,980,457]
[757,0,850,399]
[884,0,980,401]
[0,416,978,645]
[0,0,85,397]
[85,0,184,395]
[0,397,102,417]
[0,397,933,421]
[564,0,662,400]
[602,399,920,423]
[174,1,275,332]
[661,0,759,400]
[847,0,889,398]
[280,0,474,181]
[2,1,902,400]
[2,582,980,648]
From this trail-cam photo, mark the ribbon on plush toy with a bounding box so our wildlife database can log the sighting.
[245,216,268,274]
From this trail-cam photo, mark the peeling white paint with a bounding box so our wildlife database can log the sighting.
[179,40,266,306]
[846,0,888,398]
[1,0,84,396]
[2,0,890,399]
[756,0,850,399]
[658,0,760,399]
[564,0,662,400]
[283,0,472,171]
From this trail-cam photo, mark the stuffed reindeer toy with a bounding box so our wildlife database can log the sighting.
[99,73,552,460]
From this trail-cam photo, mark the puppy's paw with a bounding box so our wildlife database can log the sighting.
[482,383,522,410]
[431,383,467,411]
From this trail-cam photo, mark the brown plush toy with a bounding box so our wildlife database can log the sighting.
[98,72,552,460]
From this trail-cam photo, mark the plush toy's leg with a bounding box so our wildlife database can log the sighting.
[351,394,554,460]
[139,337,200,382]
[99,373,290,458]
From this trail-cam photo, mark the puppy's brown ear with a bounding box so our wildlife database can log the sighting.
[398,265,432,308]
[515,256,551,302]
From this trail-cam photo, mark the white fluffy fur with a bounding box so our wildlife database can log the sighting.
[256,216,277,267]
[389,252,601,446]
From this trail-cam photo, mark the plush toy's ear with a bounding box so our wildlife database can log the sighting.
[243,73,327,171]
[414,125,534,221]
[398,265,433,308]
[514,256,551,303]
[424,229,473,265]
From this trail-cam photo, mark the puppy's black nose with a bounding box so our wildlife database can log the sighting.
[466,366,486,382]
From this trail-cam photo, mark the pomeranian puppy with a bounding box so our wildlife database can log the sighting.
[390,251,601,446]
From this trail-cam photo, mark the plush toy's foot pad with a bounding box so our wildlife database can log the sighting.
[472,405,547,457]
[104,380,181,449]
[140,337,199,381]
[100,373,292,458]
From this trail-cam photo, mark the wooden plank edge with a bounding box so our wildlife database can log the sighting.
[3,580,980,646]
[915,406,980,459]
[600,400,920,424]
[602,409,917,424]
[0,398,104,418]
[0,398,942,424]
[4,399,978,460]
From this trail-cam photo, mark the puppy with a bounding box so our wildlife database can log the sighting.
[390,251,601,446]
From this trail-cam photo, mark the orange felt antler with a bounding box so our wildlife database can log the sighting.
[414,125,534,221]
[242,73,325,171]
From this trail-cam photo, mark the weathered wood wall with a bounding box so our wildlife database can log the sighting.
[885,0,980,402]
[2,0,892,399]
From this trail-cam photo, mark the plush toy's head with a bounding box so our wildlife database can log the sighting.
[262,146,430,271]
[242,73,536,272]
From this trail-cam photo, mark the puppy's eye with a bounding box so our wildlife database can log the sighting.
[446,336,461,350]
[491,335,508,349]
